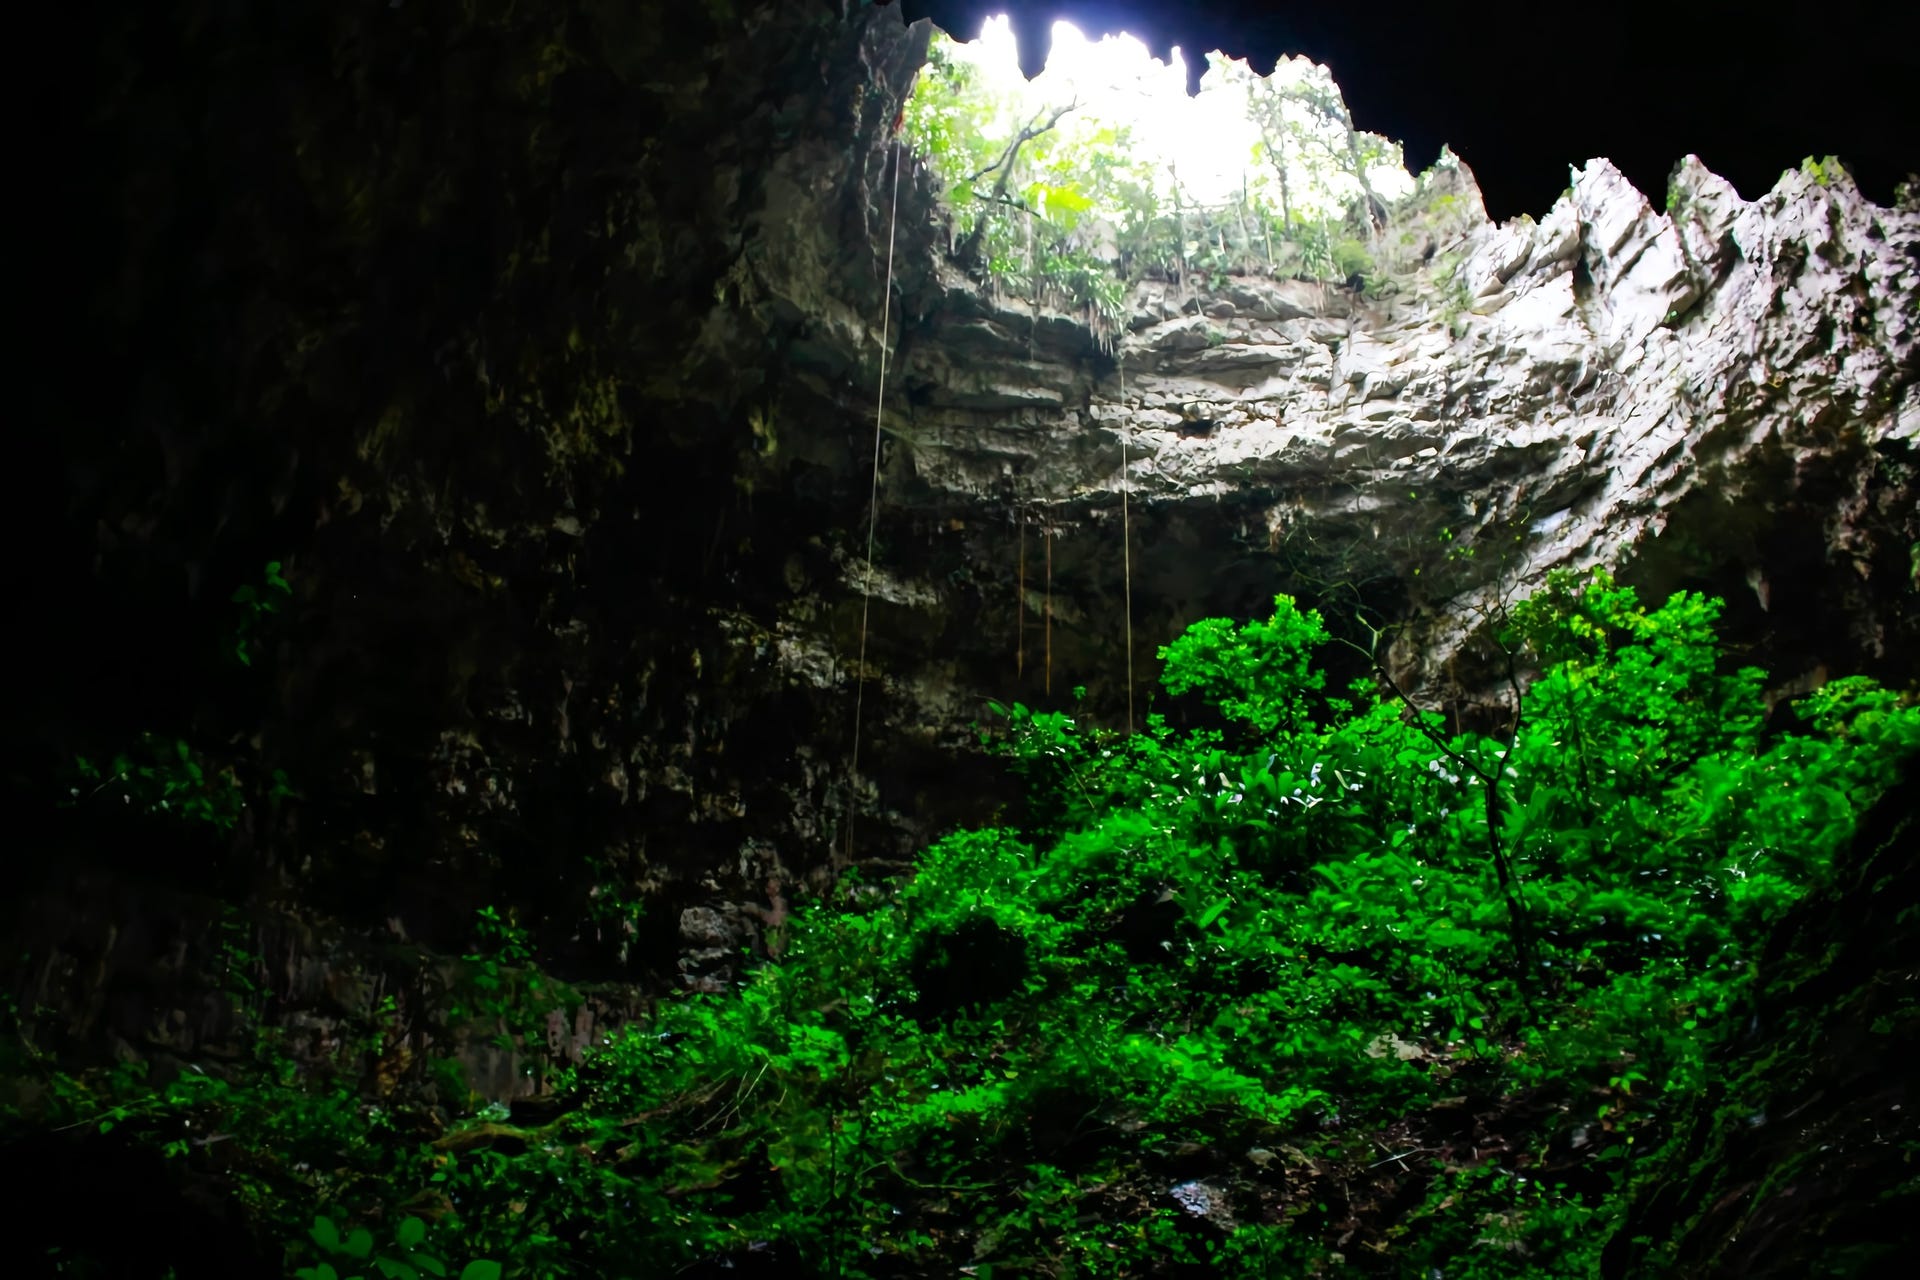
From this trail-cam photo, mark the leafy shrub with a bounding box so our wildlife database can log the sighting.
[68,733,255,832]
[297,1213,498,1280]
[1332,236,1374,282]
[9,569,1913,1277]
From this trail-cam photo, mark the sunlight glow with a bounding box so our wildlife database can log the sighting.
[954,15,1412,212]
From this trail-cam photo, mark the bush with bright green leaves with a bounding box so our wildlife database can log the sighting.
[298,1214,499,1280]
[9,567,1913,1278]
[901,36,1150,334]
[465,568,1914,1276]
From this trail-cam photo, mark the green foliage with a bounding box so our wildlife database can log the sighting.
[899,38,1141,333]
[1331,236,1374,282]
[1158,593,1328,735]
[900,33,1413,330]
[1801,155,1848,187]
[9,569,1914,1277]
[447,906,580,1076]
[61,555,297,844]
[1289,216,1336,278]
[298,1213,496,1280]
[231,558,292,666]
[67,732,287,832]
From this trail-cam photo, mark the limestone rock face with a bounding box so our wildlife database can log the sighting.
[749,122,1916,712]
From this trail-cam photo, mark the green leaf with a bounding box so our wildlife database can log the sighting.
[458,1263,503,1280]
[296,1267,340,1280]
[375,1260,421,1280]
[345,1229,375,1260]
[310,1216,342,1253]
[412,1259,447,1278]
[396,1218,427,1249]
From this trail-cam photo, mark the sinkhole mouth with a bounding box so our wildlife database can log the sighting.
[901,14,1437,329]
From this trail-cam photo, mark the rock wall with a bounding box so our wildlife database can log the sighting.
[747,119,1917,725]
[1604,759,1918,1277]
[16,0,941,1087]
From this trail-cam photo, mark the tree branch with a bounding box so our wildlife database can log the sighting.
[1339,626,1537,1005]
[955,100,1079,265]
[962,100,1078,186]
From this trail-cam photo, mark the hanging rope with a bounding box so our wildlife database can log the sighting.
[1016,504,1026,681]
[846,138,901,868]
[1119,359,1134,736]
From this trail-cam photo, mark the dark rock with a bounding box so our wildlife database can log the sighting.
[1605,760,1919,1278]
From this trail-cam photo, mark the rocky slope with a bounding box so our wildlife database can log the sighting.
[741,85,1918,733]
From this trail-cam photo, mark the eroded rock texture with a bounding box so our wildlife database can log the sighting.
[1605,760,1918,1278]
[749,123,1918,729]
[12,0,1917,1098]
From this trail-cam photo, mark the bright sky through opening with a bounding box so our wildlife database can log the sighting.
[955,15,1413,212]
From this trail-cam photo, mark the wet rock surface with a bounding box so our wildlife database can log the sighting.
[759,145,1917,718]
[1605,762,1919,1278]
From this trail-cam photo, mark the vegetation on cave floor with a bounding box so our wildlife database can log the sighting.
[5,568,1917,1278]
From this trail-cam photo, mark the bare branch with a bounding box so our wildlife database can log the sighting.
[962,100,1079,186]
[954,100,1080,266]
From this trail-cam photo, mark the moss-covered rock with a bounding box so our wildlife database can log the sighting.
[1607,760,1918,1277]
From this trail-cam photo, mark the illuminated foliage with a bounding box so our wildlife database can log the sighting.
[899,28,1419,327]
[11,570,1912,1276]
